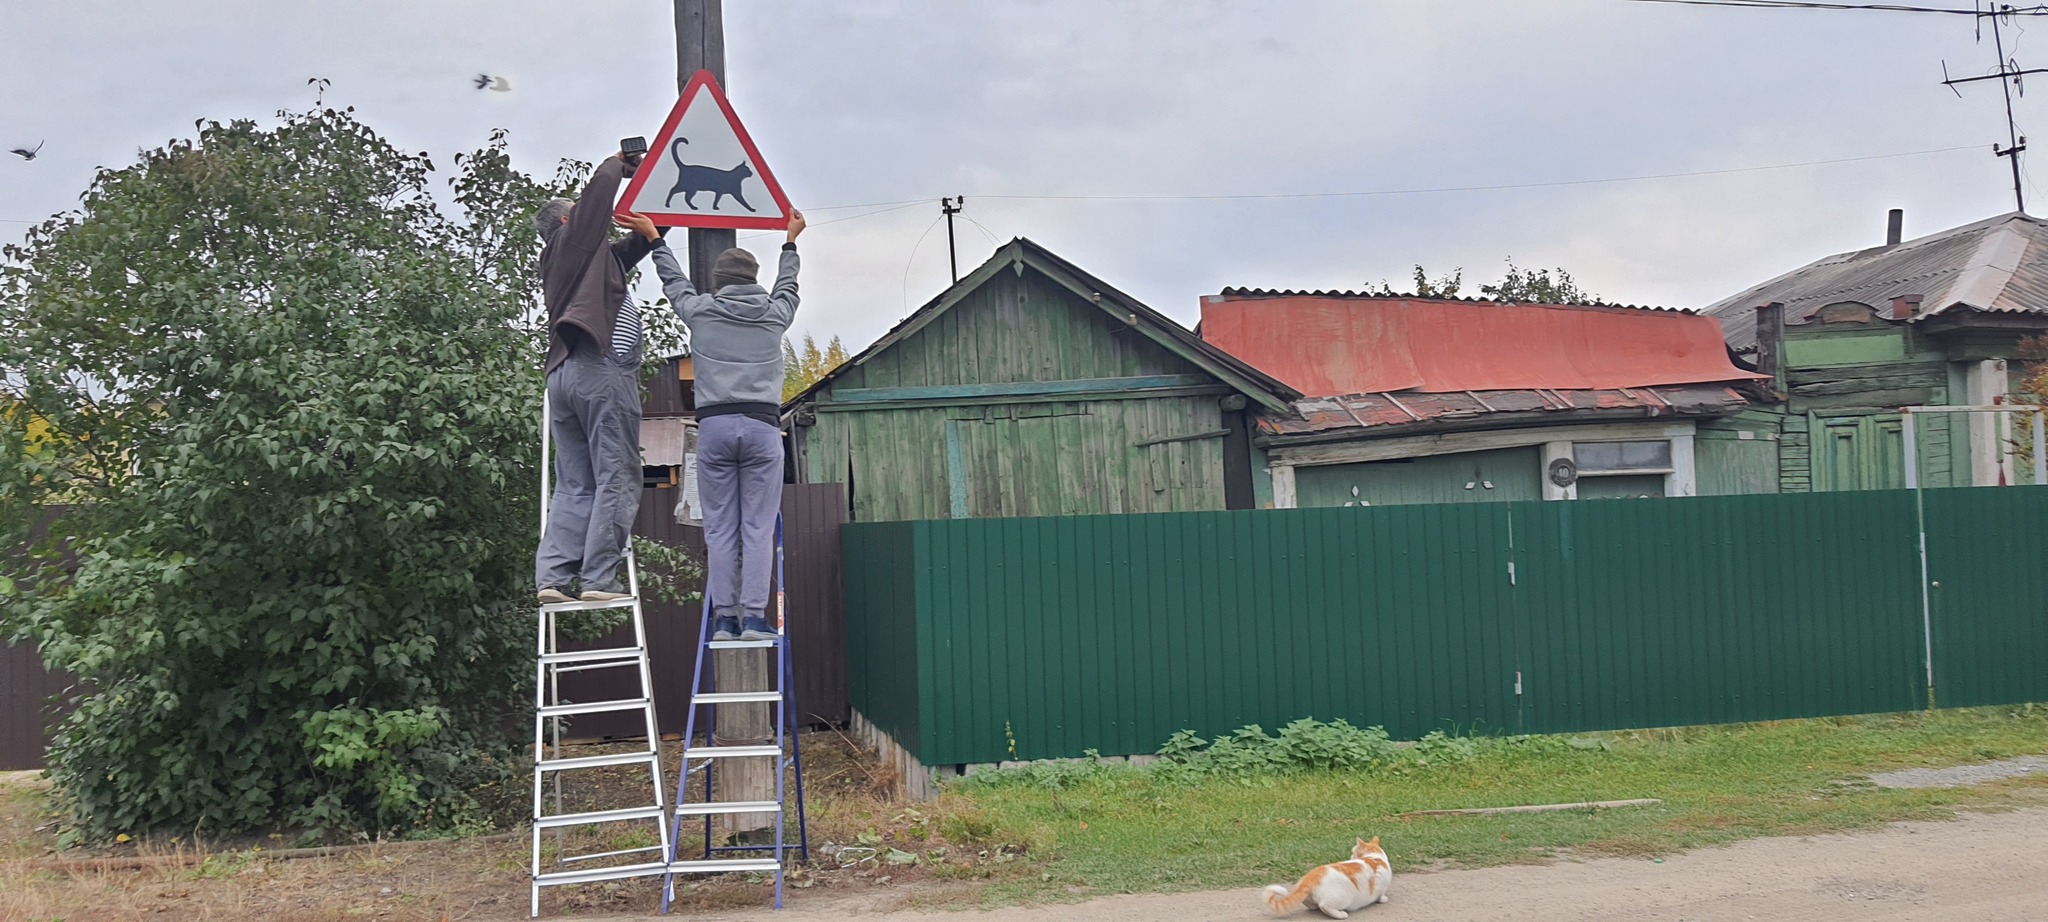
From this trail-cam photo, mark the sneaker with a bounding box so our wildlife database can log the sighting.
[739,617,778,642]
[537,587,574,605]
[711,616,741,642]
[579,588,632,602]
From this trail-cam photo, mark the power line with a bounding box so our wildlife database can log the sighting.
[969,144,1981,202]
[3,145,1990,231]
[1626,0,2048,14]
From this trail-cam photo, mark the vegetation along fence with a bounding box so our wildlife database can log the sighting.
[842,487,2048,767]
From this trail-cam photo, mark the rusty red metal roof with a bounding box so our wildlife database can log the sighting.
[1259,383,1751,438]
[1200,293,1766,396]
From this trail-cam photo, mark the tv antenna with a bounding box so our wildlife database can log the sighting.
[1628,1,2048,213]
[1942,3,2048,212]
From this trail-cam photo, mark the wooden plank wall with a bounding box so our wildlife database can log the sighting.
[1777,325,1957,491]
[799,264,1233,522]
[0,641,72,771]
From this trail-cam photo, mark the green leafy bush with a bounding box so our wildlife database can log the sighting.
[0,105,573,838]
[1158,719,1402,779]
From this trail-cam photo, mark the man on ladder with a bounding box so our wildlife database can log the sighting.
[615,207,806,639]
[533,148,656,604]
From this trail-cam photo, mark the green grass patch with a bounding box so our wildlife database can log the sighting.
[937,706,2048,906]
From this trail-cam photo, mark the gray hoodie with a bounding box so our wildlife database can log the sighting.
[649,240,800,411]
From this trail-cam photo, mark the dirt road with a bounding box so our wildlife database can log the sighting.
[695,807,2048,922]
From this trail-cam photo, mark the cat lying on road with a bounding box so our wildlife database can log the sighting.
[1261,837,1392,919]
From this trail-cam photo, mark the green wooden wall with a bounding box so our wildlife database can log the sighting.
[799,263,1235,522]
[843,488,2048,765]
[1774,325,1961,492]
[1697,413,1782,495]
[1295,447,1542,507]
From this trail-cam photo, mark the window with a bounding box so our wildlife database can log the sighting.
[1574,440,1673,475]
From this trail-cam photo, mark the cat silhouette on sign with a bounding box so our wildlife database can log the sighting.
[664,138,757,212]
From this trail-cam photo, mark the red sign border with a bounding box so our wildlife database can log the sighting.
[614,69,794,230]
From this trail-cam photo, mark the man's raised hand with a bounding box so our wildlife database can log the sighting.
[614,212,661,242]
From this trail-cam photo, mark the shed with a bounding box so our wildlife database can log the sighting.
[784,239,1298,522]
[1199,291,1770,506]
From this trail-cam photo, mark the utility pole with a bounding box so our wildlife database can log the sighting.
[674,0,774,841]
[676,0,737,285]
[941,196,965,283]
[1942,6,2048,213]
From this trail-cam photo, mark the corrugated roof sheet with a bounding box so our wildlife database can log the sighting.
[1260,383,1749,437]
[1200,294,1764,396]
[1705,211,2048,352]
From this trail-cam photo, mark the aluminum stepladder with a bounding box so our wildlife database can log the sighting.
[530,392,672,917]
[659,513,810,911]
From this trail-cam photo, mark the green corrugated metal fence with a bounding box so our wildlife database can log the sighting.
[842,488,2048,766]
[1925,487,2048,708]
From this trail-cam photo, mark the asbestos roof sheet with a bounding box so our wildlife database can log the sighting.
[1200,294,1763,396]
[1260,383,1750,437]
[1706,211,2048,352]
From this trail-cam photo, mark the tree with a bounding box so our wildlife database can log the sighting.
[1371,260,1600,305]
[0,105,572,839]
[781,333,848,401]
[1371,265,1464,299]
[1480,260,1600,305]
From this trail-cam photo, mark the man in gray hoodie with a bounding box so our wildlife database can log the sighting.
[615,209,805,641]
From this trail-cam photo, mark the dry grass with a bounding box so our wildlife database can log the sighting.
[0,730,1025,921]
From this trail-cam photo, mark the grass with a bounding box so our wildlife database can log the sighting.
[935,705,2048,906]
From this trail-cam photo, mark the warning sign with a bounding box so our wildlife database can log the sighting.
[615,70,793,230]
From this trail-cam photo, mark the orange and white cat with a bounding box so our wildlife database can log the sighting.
[1261,837,1392,919]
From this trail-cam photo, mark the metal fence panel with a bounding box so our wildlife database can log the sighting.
[1925,487,2048,709]
[1513,492,1923,735]
[844,489,2041,766]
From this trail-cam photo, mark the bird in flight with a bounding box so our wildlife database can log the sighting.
[474,74,512,92]
[9,141,43,161]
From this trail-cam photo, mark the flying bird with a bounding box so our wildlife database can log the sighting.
[474,74,512,92]
[9,141,43,161]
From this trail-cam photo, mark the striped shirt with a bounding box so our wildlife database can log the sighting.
[611,294,642,360]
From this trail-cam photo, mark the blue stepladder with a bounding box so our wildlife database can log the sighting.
[660,513,810,911]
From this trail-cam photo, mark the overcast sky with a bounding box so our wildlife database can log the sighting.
[2,1,2040,350]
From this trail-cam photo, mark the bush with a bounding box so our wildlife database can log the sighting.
[1156,718,1402,779]
[0,105,575,839]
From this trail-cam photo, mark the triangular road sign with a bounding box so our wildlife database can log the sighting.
[615,70,793,230]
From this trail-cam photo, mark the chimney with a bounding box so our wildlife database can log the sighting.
[1886,208,1904,246]
[1754,301,1784,383]
[1891,293,1923,320]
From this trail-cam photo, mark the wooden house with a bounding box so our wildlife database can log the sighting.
[1704,211,2048,490]
[1198,291,1773,507]
[782,239,1298,522]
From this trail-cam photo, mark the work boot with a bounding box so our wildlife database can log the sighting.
[740,616,777,642]
[711,616,742,642]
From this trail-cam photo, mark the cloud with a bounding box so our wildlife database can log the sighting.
[3,0,2035,351]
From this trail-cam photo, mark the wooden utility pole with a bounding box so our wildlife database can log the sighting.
[675,0,738,283]
[675,0,774,840]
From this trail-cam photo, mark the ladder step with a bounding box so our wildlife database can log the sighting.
[533,804,667,830]
[534,860,670,888]
[693,691,782,704]
[707,639,777,649]
[539,697,650,718]
[540,597,638,614]
[682,744,783,759]
[673,800,782,816]
[539,646,643,667]
[668,857,782,874]
[536,751,658,773]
